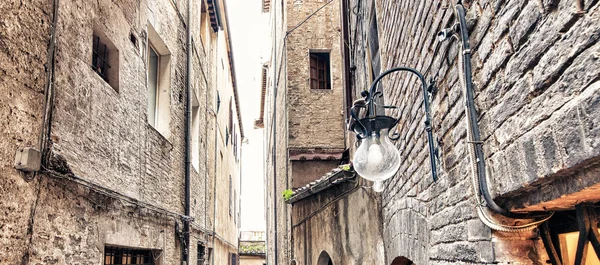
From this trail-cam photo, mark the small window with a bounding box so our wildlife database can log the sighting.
[197,243,206,265]
[147,25,172,138]
[234,191,237,224]
[104,246,157,265]
[148,45,160,126]
[309,52,331,89]
[91,26,119,91]
[191,105,200,170]
[233,125,238,159]
[229,175,232,216]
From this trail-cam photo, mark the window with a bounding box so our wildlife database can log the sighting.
[148,45,159,126]
[191,104,200,170]
[234,191,237,224]
[229,98,233,145]
[91,25,119,91]
[104,246,156,265]
[147,25,172,138]
[230,253,237,265]
[309,52,331,89]
[229,175,232,216]
[197,243,206,265]
[233,125,238,159]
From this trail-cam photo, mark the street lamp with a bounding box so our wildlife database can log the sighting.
[348,67,437,189]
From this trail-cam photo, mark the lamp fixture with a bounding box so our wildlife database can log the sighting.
[348,67,438,188]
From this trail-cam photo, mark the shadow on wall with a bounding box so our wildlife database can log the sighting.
[317,251,333,265]
[391,256,414,265]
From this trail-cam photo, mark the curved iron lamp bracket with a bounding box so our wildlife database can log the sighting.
[348,66,438,181]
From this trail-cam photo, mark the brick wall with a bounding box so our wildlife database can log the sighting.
[349,0,600,264]
[286,0,346,152]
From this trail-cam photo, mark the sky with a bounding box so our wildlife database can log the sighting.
[227,0,269,231]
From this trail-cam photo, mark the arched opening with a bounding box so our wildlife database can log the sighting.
[391,256,414,265]
[317,251,333,265]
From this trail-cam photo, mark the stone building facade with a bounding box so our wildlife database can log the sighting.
[0,0,242,264]
[263,0,600,264]
[260,0,383,264]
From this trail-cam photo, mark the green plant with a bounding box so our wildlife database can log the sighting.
[340,164,352,171]
[282,189,293,201]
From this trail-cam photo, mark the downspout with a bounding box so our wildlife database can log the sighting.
[212,28,219,265]
[340,0,352,125]
[272,1,278,264]
[451,2,552,231]
[184,0,192,263]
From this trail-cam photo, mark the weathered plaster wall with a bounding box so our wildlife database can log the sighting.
[291,183,385,265]
[348,0,600,264]
[291,160,339,188]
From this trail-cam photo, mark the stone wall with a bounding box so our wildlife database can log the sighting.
[0,0,53,262]
[264,0,293,264]
[348,0,600,264]
[286,0,346,152]
[0,0,241,263]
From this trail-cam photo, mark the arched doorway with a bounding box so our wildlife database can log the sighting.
[317,251,333,265]
[391,256,414,265]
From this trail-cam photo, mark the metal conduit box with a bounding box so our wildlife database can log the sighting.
[14,147,41,172]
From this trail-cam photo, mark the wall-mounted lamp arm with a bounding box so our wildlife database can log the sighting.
[355,66,438,182]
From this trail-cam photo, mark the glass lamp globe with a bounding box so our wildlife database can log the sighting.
[372,180,385,192]
[353,129,401,182]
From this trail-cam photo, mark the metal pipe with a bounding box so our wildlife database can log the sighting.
[212,25,219,265]
[272,1,279,262]
[184,0,192,263]
[451,3,552,233]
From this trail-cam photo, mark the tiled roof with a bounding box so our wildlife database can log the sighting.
[286,164,356,204]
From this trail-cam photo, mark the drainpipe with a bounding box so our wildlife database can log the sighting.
[271,1,278,263]
[449,1,552,231]
[212,25,220,265]
[184,0,192,263]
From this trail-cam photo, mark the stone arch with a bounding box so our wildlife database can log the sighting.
[317,251,333,265]
[391,256,414,265]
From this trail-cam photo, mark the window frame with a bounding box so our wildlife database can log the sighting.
[147,43,161,128]
[92,35,111,81]
[104,246,156,265]
[309,51,331,90]
[91,25,120,91]
[229,175,232,216]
